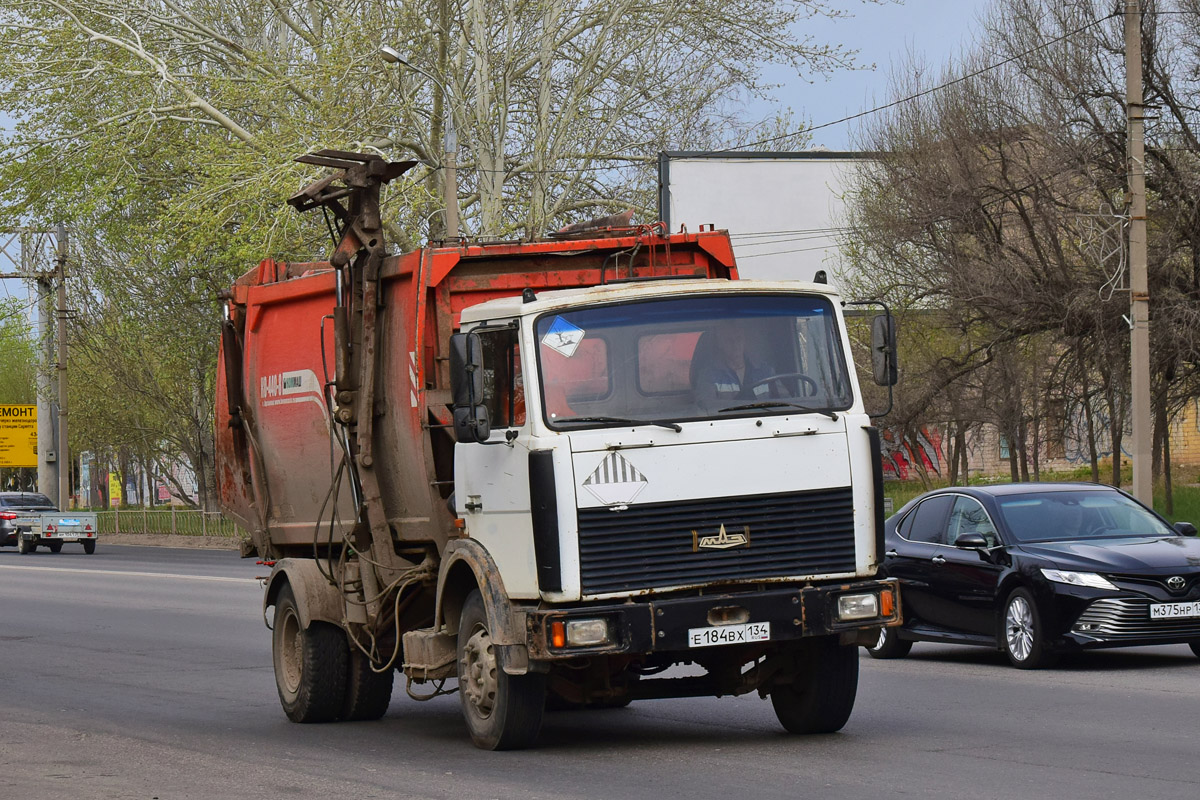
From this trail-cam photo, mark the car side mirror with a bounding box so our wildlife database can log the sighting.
[1175,521,1197,537]
[871,314,898,387]
[449,332,491,443]
[954,532,988,549]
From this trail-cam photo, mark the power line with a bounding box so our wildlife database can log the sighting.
[724,10,1121,154]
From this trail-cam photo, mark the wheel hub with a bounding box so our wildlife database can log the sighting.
[460,627,498,719]
[279,610,303,694]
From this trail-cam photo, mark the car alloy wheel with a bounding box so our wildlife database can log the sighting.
[1005,595,1035,662]
[1001,587,1057,669]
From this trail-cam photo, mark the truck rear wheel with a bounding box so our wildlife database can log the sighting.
[272,583,347,723]
[341,646,394,721]
[457,589,545,750]
[770,637,859,734]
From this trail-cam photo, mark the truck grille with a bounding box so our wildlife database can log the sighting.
[1072,598,1200,639]
[577,487,856,595]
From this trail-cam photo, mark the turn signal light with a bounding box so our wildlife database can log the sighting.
[880,588,895,618]
[550,620,566,648]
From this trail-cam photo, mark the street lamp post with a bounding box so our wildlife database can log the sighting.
[380,45,460,239]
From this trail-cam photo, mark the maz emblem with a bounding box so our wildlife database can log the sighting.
[693,524,750,552]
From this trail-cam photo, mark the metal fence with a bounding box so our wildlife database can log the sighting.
[94,509,242,537]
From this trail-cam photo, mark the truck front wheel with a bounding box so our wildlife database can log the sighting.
[457,589,545,750]
[770,637,859,734]
[272,583,347,723]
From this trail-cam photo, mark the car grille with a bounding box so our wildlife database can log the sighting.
[1107,573,1200,597]
[576,486,856,595]
[1072,598,1200,639]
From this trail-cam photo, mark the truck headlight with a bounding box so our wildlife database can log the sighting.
[566,619,611,646]
[550,618,612,648]
[837,593,880,621]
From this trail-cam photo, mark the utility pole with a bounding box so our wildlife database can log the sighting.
[1125,1,1152,503]
[35,254,60,501]
[55,224,70,509]
[0,228,62,496]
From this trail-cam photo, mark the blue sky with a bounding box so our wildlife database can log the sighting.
[763,0,994,150]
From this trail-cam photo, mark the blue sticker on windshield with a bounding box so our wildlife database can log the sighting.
[541,316,586,358]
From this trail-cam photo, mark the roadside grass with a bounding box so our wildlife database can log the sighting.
[885,468,1200,525]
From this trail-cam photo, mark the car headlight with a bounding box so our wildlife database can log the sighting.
[1040,569,1117,591]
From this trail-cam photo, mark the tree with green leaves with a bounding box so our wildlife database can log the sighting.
[1,0,881,507]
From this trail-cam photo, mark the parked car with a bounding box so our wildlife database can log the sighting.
[868,482,1200,668]
[0,491,57,551]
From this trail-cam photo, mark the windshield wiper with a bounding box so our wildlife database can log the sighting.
[717,401,838,420]
[556,415,683,432]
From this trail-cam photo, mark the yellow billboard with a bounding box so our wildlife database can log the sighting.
[0,405,37,468]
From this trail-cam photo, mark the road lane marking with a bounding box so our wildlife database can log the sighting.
[0,563,258,583]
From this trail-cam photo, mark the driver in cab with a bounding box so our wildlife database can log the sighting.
[691,321,774,412]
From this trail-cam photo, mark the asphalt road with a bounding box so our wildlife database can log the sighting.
[2,544,1199,800]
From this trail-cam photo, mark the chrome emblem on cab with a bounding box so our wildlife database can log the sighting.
[693,524,750,552]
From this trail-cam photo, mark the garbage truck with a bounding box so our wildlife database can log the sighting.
[216,151,901,750]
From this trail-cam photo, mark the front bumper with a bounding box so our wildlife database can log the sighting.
[1061,595,1200,649]
[527,578,899,659]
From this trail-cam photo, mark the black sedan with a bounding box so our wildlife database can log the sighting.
[868,482,1200,668]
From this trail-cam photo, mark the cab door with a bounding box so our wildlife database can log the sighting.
[454,323,540,599]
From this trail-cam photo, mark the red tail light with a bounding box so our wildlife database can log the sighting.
[0,512,17,520]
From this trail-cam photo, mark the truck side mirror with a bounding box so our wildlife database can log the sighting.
[871,314,898,387]
[449,332,491,443]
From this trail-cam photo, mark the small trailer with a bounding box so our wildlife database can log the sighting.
[16,512,100,554]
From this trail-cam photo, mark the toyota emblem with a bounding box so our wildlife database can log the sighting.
[1167,576,1186,591]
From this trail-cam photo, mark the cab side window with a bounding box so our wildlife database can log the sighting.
[477,328,525,429]
[948,496,1000,547]
[903,495,953,545]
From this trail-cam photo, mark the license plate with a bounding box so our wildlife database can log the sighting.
[687,621,770,648]
[1150,601,1200,620]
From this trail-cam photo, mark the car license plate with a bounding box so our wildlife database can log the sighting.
[1149,601,1200,620]
[687,621,770,648]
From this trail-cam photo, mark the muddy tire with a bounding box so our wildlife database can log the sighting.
[272,583,347,723]
[16,535,32,554]
[48,541,63,554]
[457,589,545,750]
[770,637,859,734]
[82,539,96,555]
[341,646,394,721]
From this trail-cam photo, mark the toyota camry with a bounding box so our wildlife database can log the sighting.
[868,483,1200,668]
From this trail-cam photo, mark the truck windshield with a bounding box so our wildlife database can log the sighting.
[535,294,852,428]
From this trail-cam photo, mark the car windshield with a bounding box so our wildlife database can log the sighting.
[535,294,852,429]
[994,490,1175,543]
